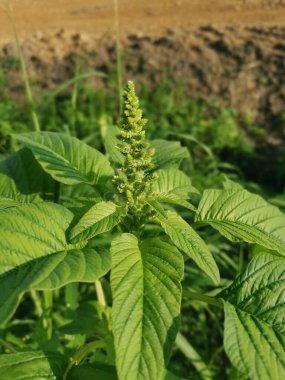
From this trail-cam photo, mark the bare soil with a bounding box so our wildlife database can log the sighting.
[1,0,285,43]
[1,0,285,143]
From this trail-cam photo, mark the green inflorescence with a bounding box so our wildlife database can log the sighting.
[114,81,157,224]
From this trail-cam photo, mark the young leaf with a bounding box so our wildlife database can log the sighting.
[111,234,183,380]
[221,252,285,380]
[0,202,110,325]
[157,211,220,284]
[13,132,114,186]
[150,140,190,171]
[68,201,124,243]
[149,168,199,211]
[153,168,197,197]
[0,350,64,380]
[150,194,196,212]
[102,124,125,165]
[196,188,285,255]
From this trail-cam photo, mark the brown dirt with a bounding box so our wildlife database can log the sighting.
[1,0,285,142]
[1,0,285,43]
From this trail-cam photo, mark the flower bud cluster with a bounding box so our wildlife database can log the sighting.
[113,81,157,219]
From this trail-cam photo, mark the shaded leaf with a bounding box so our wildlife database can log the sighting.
[69,363,117,380]
[0,148,54,202]
[150,140,190,171]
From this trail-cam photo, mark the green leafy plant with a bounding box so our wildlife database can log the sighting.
[0,81,284,380]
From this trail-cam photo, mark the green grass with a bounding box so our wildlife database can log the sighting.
[1,71,284,194]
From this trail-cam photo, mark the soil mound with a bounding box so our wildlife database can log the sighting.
[1,26,285,144]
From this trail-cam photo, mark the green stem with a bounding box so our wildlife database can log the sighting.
[239,245,244,273]
[8,2,40,132]
[65,283,79,310]
[71,59,80,135]
[114,0,123,114]
[63,340,105,380]
[44,290,53,310]
[0,338,17,353]
[43,290,53,338]
[184,290,223,309]
[175,333,213,380]
[30,290,43,317]
[95,280,106,306]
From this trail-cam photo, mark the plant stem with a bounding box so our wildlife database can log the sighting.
[95,280,106,306]
[71,58,80,135]
[63,340,105,380]
[176,333,213,380]
[43,290,53,338]
[65,283,79,310]
[30,290,43,317]
[0,338,17,353]
[8,2,40,132]
[114,0,123,113]
[184,290,223,309]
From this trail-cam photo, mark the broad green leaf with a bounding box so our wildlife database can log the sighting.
[157,211,219,284]
[221,252,285,380]
[0,202,110,325]
[69,201,124,243]
[149,168,199,211]
[111,234,183,380]
[0,148,54,202]
[196,188,285,255]
[33,248,111,289]
[0,350,64,379]
[13,132,114,186]
[150,140,190,171]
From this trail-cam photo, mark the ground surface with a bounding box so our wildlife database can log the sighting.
[1,0,285,145]
[1,0,285,42]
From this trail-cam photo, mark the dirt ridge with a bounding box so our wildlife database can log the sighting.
[2,25,285,140]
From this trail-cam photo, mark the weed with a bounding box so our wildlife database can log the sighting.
[0,82,284,380]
